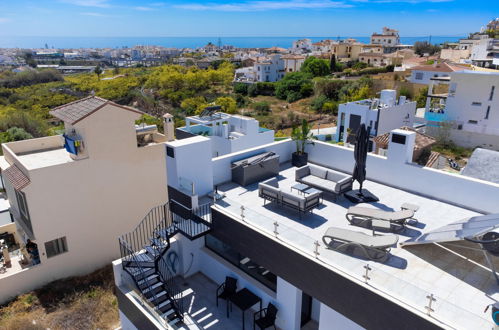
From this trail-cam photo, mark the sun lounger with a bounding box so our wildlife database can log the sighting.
[322,227,399,261]
[345,206,415,230]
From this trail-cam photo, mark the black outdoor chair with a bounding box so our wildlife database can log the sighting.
[216,276,237,316]
[253,302,278,330]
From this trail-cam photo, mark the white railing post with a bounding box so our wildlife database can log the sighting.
[273,221,279,237]
[363,264,372,283]
[425,294,436,316]
[313,240,320,258]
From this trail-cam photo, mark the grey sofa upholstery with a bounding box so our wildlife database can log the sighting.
[296,164,352,197]
[258,178,321,216]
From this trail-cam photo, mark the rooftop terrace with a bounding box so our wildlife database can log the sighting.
[215,163,497,329]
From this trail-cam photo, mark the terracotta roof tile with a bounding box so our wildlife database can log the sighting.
[3,164,30,190]
[373,126,436,150]
[50,96,143,125]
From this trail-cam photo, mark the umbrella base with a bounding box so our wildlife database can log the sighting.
[344,189,379,204]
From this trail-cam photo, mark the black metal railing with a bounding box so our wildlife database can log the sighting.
[158,256,184,321]
[170,200,212,240]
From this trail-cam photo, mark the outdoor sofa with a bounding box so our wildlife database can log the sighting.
[322,227,399,261]
[258,178,321,217]
[295,164,353,199]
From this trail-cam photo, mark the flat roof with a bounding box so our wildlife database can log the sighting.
[216,163,495,328]
[15,147,74,170]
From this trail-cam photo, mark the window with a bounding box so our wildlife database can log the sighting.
[205,235,277,291]
[391,134,406,145]
[468,120,478,124]
[415,72,424,80]
[45,237,68,258]
[257,66,260,71]
[490,86,495,101]
[486,106,491,119]
[166,146,175,158]
[472,102,482,106]
[15,190,33,234]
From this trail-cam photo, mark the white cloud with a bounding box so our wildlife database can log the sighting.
[0,17,11,23]
[134,6,155,11]
[80,12,106,16]
[174,0,352,12]
[61,0,111,8]
[354,0,452,3]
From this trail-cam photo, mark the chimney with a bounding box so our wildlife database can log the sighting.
[387,129,416,164]
[163,113,175,142]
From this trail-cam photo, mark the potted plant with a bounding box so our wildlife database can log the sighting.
[291,119,315,167]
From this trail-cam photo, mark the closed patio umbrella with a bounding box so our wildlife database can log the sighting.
[345,124,379,203]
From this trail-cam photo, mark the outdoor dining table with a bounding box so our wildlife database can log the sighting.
[228,288,262,330]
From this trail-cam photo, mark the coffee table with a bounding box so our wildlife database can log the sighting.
[291,183,310,195]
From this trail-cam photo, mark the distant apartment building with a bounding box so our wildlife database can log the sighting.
[424,70,499,149]
[470,37,499,69]
[234,54,285,83]
[0,97,169,303]
[292,38,312,53]
[281,54,306,72]
[370,27,400,48]
[335,89,417,146]
[358,44,390,67]
[330,39,364,62]
[175,109,274,157]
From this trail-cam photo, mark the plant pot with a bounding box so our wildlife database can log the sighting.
[292,152,308,167]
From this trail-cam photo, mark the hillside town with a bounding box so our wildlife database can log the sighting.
[1,15,499,330]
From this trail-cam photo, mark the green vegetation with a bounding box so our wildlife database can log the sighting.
[275,72,313,102]
[0,69,63,88]
[301,56,330,77]
[252,101,271,114]
[415,87,428,108]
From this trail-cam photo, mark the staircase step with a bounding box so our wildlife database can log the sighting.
[150,238,167,248]
[150,292,169,306]
[137,274,159,286]
[168,318,183,329]
[161,307,175,319]
[131,267,156,281]
[157,298,172,310]
[145,246,161,258]
[139,275,160,290]
[143,282,163,298]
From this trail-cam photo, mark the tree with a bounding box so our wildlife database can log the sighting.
[413,41,441,56]
[301,56,330,77]
[233,82,249,95]
[5,127,33,141]
[329,55,337,73]
[94,65,103,80]
[415,87,428,108]
[275,72,312,101]
[215,96,237,114]
[252,101,271,115]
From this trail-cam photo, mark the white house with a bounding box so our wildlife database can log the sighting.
[234,54,285,83]
[0,97,169,303]
[408,62,468,85]
[335,90,417,145]
[175,110,275,158]
[370,27,400,48]
[281,54,306,73]
[424,70,499,149]
[291,38,312,53]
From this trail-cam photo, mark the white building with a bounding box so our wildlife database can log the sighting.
[424,70,499,149]
[335,90,417,145]
[370,27,400,47]
[470,38,499,68]
[113,126,499,330]
[234,54,285,83]
[0,97,169,303]
[175,110,275,157]
[281,54,306,73]
[291,39,312,53]
[409,62,468,85]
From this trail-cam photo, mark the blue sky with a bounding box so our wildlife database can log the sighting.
[0,0,497,37]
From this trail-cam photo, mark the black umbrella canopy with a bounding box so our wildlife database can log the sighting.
[352,124,370,193]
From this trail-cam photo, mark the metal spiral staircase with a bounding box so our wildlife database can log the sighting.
[118,200,212,329]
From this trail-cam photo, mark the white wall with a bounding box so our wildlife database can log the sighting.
[307,141,499,214]
[409,70,451,85]
[318,303,364,330]
[377,101,416,135]
[212,139,294,186]
[275,277,302,330]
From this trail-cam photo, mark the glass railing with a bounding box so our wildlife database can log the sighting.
[178,177,195,196]
[214,197,492,329]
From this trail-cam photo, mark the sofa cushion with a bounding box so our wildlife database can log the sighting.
[259,183,280,199]
[301,176,335,192]
[281,191,304,208]
[309,164,328,179]
[327,170,348,182]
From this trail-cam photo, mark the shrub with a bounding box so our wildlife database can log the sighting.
[233,82,249,95]
[247,82,275,96]
[275,72,312,101]
[311,95,328,111]
[215,96,237,114]
[252,101,271,114]
[0,69,63,88]
[301,56,330,77]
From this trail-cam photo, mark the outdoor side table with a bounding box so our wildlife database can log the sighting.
[229,288,262,330]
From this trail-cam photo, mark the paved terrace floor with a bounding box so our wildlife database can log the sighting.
[217,162,497,329]
[15,147,74,170]
[175,273,317,330]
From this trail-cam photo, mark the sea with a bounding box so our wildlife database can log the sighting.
[0,36,465,49]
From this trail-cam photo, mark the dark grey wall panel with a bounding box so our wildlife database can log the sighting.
[175,129,196,140]
[116,287,158,330]
[211,208,441,330]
